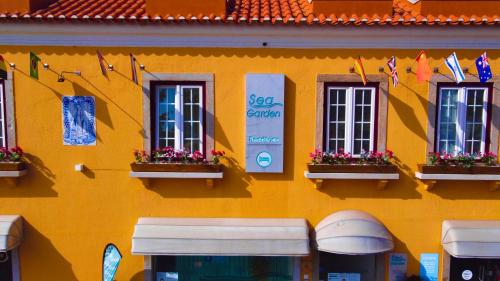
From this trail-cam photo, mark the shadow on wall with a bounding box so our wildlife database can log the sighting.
[391,235,421,277]
[142,155,252,199]
[21,222,78,281]
[0,153,57,197]
[316,156,422,200]
[130,270,145,281]
[426,181,500,200]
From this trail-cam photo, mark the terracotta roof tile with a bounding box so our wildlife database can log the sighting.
[0,0,498,26]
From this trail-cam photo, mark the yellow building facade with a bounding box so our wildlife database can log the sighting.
[0,0,499,281]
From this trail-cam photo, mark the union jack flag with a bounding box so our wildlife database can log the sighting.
[387,56,399,87]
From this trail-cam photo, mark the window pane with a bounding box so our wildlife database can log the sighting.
[437,89,459,154]
[326,89,347,153]
[167,104,175,121]
[167,88,175,103]
[0,84,4,147]
[154,256,294,281]
[464,89,485,154]
[353,89,374,155]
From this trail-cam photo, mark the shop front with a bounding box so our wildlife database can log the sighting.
[132,217,310,281]
[442,220,500,281]
[315,210,393,281]
[0,215,23,281]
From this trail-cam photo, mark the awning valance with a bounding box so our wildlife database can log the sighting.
[132,217,310,256]
[315,210,393,255]
[442,220,500,258]
[0,215,23,252]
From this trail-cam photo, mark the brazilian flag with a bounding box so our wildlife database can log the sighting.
[0,55,7,80]
[30,52,41,80]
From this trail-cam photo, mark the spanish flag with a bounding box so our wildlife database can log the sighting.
[30,52,41,80]
[0,55,7,80]
[355,57,367,85]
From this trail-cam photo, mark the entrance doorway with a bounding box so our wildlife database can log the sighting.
[0,251,14,281]
[318,252,385,281]
[450,256,500,281]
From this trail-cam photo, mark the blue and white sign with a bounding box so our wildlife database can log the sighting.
[389,253,408,281]
[246,74,285,173]
[102,244,122,281]
[62,96,96,146]
[420,253,439,281]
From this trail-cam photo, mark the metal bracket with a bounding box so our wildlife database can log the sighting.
[490,181,500,192]
[377,180,389,190]
[424,180,437,191]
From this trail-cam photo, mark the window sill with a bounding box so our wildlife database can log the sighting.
[304,171,399,189]
[0,169,28,186]
[415,172,500,191]
[129,171,223,188]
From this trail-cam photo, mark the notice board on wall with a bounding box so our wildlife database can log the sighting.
[245,74,285,173]
[389,253,408,281]
[420,253,439,281]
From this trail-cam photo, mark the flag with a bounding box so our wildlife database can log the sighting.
[445,52,465,84]
[130,53,138,85]
[0,55,7,80]
[102,244,122,281]
[29,52,41,80]
[475,52,492,83]
[354,57,367,85]
[387,56,399,87]
[416,50,431,83]
[96,50,108,77]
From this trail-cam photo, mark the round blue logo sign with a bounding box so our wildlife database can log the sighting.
[256,151,272,168]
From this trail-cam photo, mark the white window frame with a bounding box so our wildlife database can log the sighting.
[437,86,489,154]
[0,82,6,148]
[155,84,204,152]
[325,86,376,156]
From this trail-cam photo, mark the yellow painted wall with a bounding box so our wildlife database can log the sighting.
[0,46,498,281]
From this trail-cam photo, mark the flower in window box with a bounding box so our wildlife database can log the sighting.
[0,147,9,162]
[480,152,498,166]
[211,150,226,165]
[134,149,149,164]
[9,147,23,162]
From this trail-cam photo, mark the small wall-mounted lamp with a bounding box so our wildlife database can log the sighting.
[463,67,469,74]
[139,64,145,71]
[349,67,355,73]
[433,67,439,74]
[378,66,385,73]
[43,63,50,70]
[74,164,85,172]
[57,70,82,83]
[107,64,114,71]
[9,63,15,70]
[406,66,412,73]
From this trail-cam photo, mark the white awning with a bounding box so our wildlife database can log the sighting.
[442,220,500,258]
[315,210,393,255]
[132,217,310,256]
[0,215,23,252]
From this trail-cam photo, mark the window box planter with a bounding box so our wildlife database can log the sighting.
[307,163,397,174]
[415,164,500,191]
[417,164,500,175]
[0,162,26,171]
[129,163,224,188]
[0,162,27,185]
[305,164,399,189]
[130,162,222,173]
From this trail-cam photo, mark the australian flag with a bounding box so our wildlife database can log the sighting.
[475,52,492,83]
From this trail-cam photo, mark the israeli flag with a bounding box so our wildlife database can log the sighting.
[445,52,465,84]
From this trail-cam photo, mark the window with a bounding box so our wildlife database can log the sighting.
[153,256,295,281]
[0,82,5,147]
[153,84,204,153]
[325,86,376,156]
[436,86,489,154]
